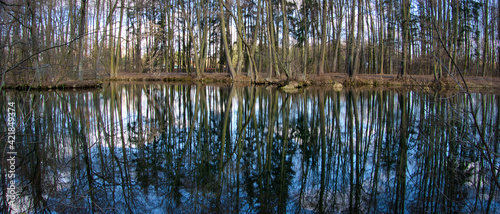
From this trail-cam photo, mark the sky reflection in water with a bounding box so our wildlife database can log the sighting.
[1,83,499,213]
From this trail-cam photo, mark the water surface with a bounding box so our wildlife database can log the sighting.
[1,83,499,213]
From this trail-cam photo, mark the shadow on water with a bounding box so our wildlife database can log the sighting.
[1,83,499,213]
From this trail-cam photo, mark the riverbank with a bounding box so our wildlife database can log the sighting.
[2,72,499,93]
[1,79,103,90]
[104,72,500,94]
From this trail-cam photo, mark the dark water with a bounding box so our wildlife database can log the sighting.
[1,83,499,213]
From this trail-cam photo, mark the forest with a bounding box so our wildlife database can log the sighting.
[1,1,500,212]
[0,0,499,85]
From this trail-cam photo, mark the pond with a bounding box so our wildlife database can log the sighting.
[1,83,499,213]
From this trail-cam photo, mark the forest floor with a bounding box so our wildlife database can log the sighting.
[2,71,499,94]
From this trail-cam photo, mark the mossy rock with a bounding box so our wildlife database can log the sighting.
[332,82,343,91]
[280,81,300,90]
[281,87,300,93]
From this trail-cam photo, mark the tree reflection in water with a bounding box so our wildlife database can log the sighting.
[1,84,499,213]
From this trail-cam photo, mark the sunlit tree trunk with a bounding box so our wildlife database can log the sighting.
[250,0,262,81]
[110,0,124,78]
[266,0,279,78]
[332,0,343,74]
[187,0,209,78]
[236,0,243,76]
[219,0,236,78]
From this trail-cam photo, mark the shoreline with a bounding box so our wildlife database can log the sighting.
[2,72,499,94]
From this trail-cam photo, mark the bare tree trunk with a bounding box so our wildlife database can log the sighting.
[77,0,88,80]
[331,0,344,74]
[219,0,236,78]
[68,0,76,77]
[109,0,122,78]
[302,1,309,79]
[451,0,458,76]
[388,0,394,75]
[116,0,124,75]
[318,0,328,75]
[236,0,243,76]
[353,0,363,76]
[280,0,290,79]
[366,0,376,74]
[377,0,385,74]
[27,0,40,84]
[346,0,357,79]
[266,0,279,77]
[247,0,262,81]
[483,0,489,77]
[186,0,208,78]
[134,2,142,71]
[400,0,410,78]
[93,0,101,79]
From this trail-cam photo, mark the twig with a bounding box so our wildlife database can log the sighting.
[430,10,500,190]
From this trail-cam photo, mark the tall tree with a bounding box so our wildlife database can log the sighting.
[27,0,40,84]
[236,0,243,76]
[482,0,490,77]
[219,0,237,78]
[331,0,344,74]
[318,0,328,75]
[266,0,279,78]
[400,0,410,78]
[77,0,88,80]
[281,0,291,79]
[377,0,385,74]
[186,0,209,78]
[346,0,357,79]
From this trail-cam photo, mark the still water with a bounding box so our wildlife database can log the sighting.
[1,83,499,213]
